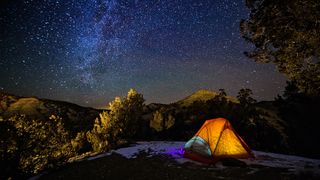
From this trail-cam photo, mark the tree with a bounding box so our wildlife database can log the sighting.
[218,89,227,97]
[123,89,145,137]
[71,132,91,154]
[86,114,111,152]
[150,110,164,132]
[282,81,300,100]
[240,0,320,96]
[86,100,122,152]
[150,108,175,132]
[237,88,257,106]
[87,89,145,152]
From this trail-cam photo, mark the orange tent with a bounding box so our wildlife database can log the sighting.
[184,118,254,164]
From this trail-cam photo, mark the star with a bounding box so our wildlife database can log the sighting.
[0,0,287,108]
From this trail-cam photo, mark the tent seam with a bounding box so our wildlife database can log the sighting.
[212,120,227,157]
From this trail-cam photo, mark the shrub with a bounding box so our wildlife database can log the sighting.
[0,115,74,178]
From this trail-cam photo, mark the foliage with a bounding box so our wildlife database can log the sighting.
[0,89,145,178]
[241,0,320,96]
[123,89,145,137]
[87,89,145,152]
[275,81,320,158]
[71,132,91,154]
[86,112,112,152]
[0,116,19,179]
[150,110,164,132]
[0,115,74,179]
[237,88,257,107]
[18,115,73,174]
[150,108,175,132]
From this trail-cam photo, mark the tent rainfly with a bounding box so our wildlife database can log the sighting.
[184,118,254,164]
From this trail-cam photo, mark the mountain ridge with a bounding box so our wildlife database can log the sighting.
[0,91,101,134]
[175,89,239,107]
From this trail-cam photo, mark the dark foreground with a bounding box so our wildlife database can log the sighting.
[39,152,318,180]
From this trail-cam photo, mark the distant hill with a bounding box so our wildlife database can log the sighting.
[175,89,238,107]
[0,92,101,134]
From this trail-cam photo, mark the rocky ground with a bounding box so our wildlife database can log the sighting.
[36,142,320,180]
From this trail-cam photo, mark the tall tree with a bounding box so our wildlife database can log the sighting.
[87,89,145,152]
[240,0,320,96]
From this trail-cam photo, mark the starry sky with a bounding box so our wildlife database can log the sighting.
[0,0,287,108]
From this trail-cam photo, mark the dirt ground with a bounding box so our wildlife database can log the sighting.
[39,152,318,180]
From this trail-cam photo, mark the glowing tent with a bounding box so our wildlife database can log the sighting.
[184,118,254,164]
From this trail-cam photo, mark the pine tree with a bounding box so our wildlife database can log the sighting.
[241,0,320,96]
[87,89,145,152]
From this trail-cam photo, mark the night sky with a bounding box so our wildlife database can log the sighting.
[0,0,287,108]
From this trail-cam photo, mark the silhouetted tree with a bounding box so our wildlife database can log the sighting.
[241,0,320,96]
[282,81,301,100]
[237,88,257,106]
[275,81,320,158]
[218,89,227,97]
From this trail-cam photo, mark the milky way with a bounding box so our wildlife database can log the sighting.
[0,0,287,107]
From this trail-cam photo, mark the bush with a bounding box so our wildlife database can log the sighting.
[0,115,74,179]
[150,108,175,132]
[71,132,91,154]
